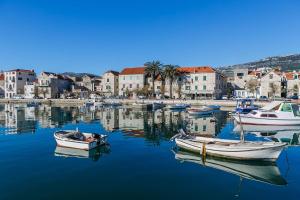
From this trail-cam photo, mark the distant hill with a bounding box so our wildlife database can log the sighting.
[221,54,300,72]
[61,72,100,78]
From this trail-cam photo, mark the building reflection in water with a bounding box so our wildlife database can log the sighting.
[0,104,228,143]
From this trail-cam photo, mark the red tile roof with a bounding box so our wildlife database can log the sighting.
[178,66,215,73]
[120,67,145,75]
[0,73,4,81]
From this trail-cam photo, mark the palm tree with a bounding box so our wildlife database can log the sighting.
[144,60,162,98]
[162,64,180,99]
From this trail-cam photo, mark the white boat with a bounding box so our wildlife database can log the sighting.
[167,103,190,110]
[234,102,300,125]
[172,130,286,161]
[152,102,165,110]
[131,102,152,110]
[174,150,287,185]
[187,105,220,115]
[54,130,107,150]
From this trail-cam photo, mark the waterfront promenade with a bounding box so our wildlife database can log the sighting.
[0,98,268,107]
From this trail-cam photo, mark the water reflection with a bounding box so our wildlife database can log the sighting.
[2,103,300,147]
[233,124,300,145]
[54,145,110,161]
[173,150,287,186]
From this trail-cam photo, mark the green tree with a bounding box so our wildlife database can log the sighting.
[162,64,180,99]
[144,60,162,98]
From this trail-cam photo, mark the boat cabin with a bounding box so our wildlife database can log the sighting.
[236,98,258,114]
[250,102,300,118]
[277,102,300,117]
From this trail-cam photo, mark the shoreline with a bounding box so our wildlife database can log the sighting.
[0,98,268,107]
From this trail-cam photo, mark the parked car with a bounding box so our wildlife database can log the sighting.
[221,95,228,100]
[259,96,268,101]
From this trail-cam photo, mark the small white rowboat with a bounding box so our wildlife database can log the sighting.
[54,130,107,150]
[172,130,286,161]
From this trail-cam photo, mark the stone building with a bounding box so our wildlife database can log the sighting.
[37,72,71,99]
[100,70,119,97]
[118,67,146,98]
[4,69,36,98]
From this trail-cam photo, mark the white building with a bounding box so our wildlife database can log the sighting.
[284,71,300,96]
[100,70,119,97]
[119,67,145,98]
[4,69,36,98]
[24,82,37,99]
[260,70,285,98]
[179,66,226,99]
[37,72,71,99]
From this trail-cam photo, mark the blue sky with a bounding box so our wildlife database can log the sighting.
[0,0,299,75]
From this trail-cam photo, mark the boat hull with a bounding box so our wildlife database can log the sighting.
[54,132,107,150]
[234,115,300,125]
[175,138,285,161]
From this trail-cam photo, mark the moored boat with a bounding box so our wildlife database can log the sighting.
[234,102,300,125]
[54,130,107,150]
[172,130,286,161]
[235,98,258,114]
[187,105,220,115]
[152,102,165,110]
[167,103,190,110]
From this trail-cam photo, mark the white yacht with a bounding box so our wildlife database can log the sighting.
[234,102,300,126]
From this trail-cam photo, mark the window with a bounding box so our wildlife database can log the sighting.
[203,76,207,81]
[260,114,268,117]
[123,84,125,88]
[237,73,244,77]
[203,85,206,90]
[195,76,198,81]
[157,86,160,89]
[107,78,109,82]
[123,76,125,80]
[129,84,132,88]
[269,74,273,79]
[195,125,198,131]
[27,78,29,81]
[185,86,190,90]
[203,125,207,131]
[18,77,22,80]
[137,84,139,88]
[195,86,198,90]
[268,114,277,118]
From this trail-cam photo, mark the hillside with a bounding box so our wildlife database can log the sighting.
[221,54,300,72]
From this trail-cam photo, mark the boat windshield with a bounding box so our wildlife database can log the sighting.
[280,103,293,112]
[237,99,253,108]
[292,104,300,117]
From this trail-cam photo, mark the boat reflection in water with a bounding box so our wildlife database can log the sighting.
[173,150,287,186]
[233,124,300,145]
[54,145,110,161]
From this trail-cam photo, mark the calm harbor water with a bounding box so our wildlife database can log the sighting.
[0,104,299,200]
